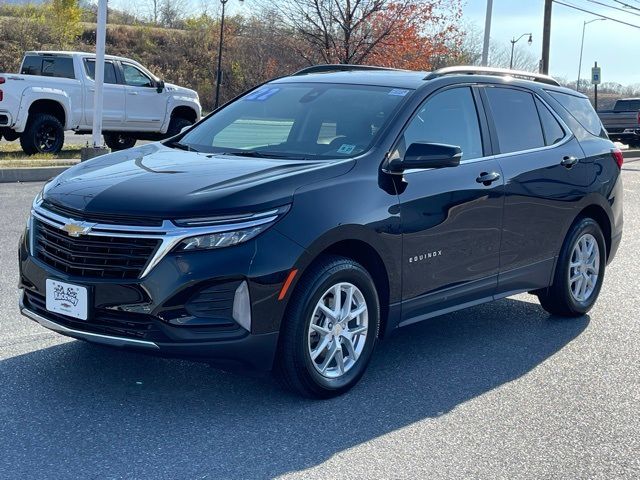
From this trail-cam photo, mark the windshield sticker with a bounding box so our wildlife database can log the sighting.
[244,87,281,101]
[337,144,356,154]
[388,88,410,97]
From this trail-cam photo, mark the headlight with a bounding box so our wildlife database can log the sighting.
[173,205,290,252]
[176,225,269,251]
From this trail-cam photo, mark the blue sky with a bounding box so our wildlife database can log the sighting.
[463,0,640,85]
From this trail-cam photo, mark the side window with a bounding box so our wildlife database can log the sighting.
[122,64,154,88]
[547,90,603,136]
[84,60,119,85]
[485,87,545,154]
[21,55,41,75]
[536,98,566,146]
[401,87,483,161]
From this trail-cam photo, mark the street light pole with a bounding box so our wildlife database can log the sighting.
[214,0,228,110]
[509,33,533,70]
[577,18,606,92]
[481,0,493,66]
[92,0,108,148]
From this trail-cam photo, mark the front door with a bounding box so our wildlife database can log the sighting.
[121,62,167,131]
[395,86,504,324]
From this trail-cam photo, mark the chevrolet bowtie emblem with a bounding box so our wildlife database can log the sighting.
[61,221,96,237]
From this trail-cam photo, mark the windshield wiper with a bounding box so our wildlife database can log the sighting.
[220,150,307,160]
[167,140,197,152]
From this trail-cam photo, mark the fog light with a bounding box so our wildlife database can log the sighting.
[232,281,251,332]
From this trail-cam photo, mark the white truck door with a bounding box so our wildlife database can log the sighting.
[121,62,166,131]
[83,59,126,129]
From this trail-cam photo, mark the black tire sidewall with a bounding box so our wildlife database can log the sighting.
[287,259,380,396]
[22,115,64,154]
[167,117,193,137]
[104,133,136,151]
[556,218,606,314]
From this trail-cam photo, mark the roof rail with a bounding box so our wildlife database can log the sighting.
[424,66,561,87]
[293,64,401,76]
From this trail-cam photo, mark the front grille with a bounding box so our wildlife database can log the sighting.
[24,290,168,341]
[34,219,160,280]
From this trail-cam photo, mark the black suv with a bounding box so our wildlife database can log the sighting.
[19,65,623,398]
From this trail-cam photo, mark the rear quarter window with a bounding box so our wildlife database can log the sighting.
[20,55,75,79]
[548,91,603,136]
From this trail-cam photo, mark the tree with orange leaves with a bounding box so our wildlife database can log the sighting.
[272,0,463,68]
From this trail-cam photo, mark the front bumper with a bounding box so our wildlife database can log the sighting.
[18,224,306,370]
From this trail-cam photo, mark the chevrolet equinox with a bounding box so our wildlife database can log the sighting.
[19,65,624,398]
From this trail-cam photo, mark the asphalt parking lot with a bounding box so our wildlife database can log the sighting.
[1,161,639,479]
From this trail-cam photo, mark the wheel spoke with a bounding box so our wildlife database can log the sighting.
[346,304,367,321]
[332,284,342,317]
[311,335,331,361]
[342,335,358,361]
[343,285,354,318]
[319,342,339,373]
[348,324,368,336]
[310,323,330,336]
[334,346,345,374]
[318,302,336,321]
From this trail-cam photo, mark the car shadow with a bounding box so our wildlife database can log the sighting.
[0,297,588,479]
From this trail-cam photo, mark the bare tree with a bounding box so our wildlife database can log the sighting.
[269,0,452,65]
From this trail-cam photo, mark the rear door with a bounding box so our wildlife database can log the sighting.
[480,85,588,295]
[83,59,126,129]
[396,86,505,324]
[121,62,167,131]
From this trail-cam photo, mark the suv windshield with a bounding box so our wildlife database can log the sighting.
[177,82,412,159]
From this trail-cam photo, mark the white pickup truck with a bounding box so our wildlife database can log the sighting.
[0,51,201,154]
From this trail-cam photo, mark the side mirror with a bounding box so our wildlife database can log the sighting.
[180,125,190,135]
[156,79,165,93]
[387,142,462,173]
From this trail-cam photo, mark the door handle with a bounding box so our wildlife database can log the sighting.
[476,171,501,186]
[561,156,579,168]
[88,87,95,92]
[128,91,139,96]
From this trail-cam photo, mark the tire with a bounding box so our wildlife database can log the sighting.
[20,114,64,155]
[104,133,137,151]
[3,129,20,142]
[275,256,380,399]
[166,116,193,138]
[537,217,606,317]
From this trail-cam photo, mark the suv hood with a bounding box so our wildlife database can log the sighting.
[43,143,353,221]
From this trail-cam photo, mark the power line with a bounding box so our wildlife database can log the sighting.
[612,0,640,12]
[552,0,640,29]
[585,0,640,17]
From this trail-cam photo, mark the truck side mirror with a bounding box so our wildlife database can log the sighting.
[156,79,165,93]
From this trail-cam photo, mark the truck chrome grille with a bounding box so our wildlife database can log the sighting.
[34,219,160,280]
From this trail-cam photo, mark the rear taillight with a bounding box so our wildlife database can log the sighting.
[612,148,624,169]
[0,77,3,101]
[0,77,5,84]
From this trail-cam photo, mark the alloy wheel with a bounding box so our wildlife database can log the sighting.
[568,233,600,303]
[307,282,369,379]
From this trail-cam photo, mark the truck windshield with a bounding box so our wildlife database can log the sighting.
[177,82,412,159]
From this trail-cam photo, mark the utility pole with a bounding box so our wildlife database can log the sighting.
[541,0,553,74]
[82,0,109,160]
[214,0,228,109]
[481,0,493,66]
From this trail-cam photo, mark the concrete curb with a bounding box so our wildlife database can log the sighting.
[0,166,69,183]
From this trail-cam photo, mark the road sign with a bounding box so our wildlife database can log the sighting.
[592,66,601,85]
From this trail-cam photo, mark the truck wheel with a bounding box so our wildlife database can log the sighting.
[167,116,193,138]
[275,256,380,398]
[104,133,137,151]
[3,129,20,142]
[20,114,64,155]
